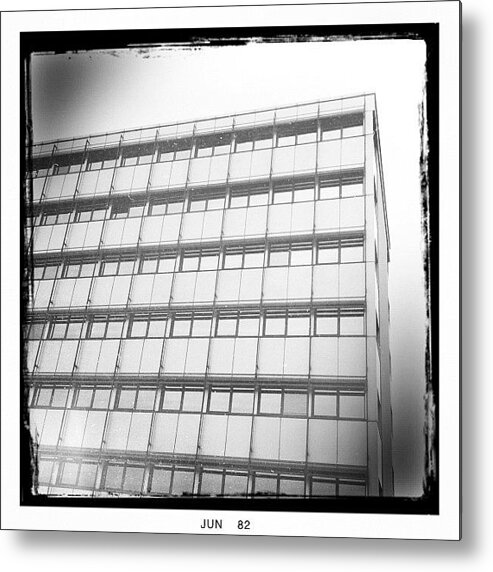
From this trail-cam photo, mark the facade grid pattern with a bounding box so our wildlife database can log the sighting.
[25,94,393,498]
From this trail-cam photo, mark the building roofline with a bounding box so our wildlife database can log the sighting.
[31,92,375,148]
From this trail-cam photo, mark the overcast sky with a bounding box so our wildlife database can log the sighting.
[31,38,427,496]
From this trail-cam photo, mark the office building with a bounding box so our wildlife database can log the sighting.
[24,94,393,497]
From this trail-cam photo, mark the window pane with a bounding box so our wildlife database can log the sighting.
[106,320,124,338]
[118,389,136,408]
[93,389,111,409]
[284,393,307,415]
[200,255,219,270]
[340,315,364,335]
[182,257,199,271]
[287,316,310,336]
[63,321,81,339]
[163,390,181,410]
[249,192,268,206]
[318,245,339,263]
[264,316,285,335]
[78,464,98,488]
[192,319,211,337]
[259,392,281,414]
[136,390,156,410]
[224,474,248,496]
[37,388,52,406]
[61,463,79,486]
[200,473,223,496]
[231,391,254,413]
[148,319,167,338]
[173,320,191,336]
[224,253,242,269]
[182,391,203,412]
[316,315,338,335]
[237,317,259,336]
[312,480,336,496]
[130,320,148,337]
[105,465,124,489]
[254,476,277,495]
[151,468,172,494]
[269,250,289,266]
[172,471,194,496]
[141,258,158,274]
[118,260,135,275]
[290,249,312,266]
[341,245,364,263]
[273,190,291,204]
[76,389,93,408]
[243,251,263,267]
[313,393,337,416]
[51,388,68,407]
[158,257,175,273]
[339,482,366,496]
[217,317,236,336]
[209,390,230,412]
[230,194,248,208]
[293,187,314,202]
[123,467,145,493]
[279,479,305,496]
[80,263,96,277]
[339,395,365,418]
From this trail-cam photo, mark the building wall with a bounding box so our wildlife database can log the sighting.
[25,94,392,497]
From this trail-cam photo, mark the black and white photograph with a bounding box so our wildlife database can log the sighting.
[1,1,460,541]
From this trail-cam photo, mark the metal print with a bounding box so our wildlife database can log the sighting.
[1,1,460,539]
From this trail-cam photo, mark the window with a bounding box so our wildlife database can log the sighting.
[215,312,260,337]
[149,197,183,215]
[272,179,315,204]
[86,150,118,171]
[317,236,364,264]
[47,317,86,339]
[110,200,145,219]
[157,140,192,162]
[257,389,308,416]
[208,389,231,412]
[121,144,154,167]
[320,112,364,141]
[223,245,264,269]
[139,253,176,274]
[33,264,59,280]
[277,122,317,146]
[268,242,312,266]
[195,134,231,157]
[87,316,125,339]
[180,249,219,272]
[235,129,273,152]
[100,257,135,276]
[27,321,45,340]
[50,152,84,175]
[74,206,107,222]
[115,387,157,411]
[189,191,225,212]
[129,315,168,338]
[311,390,365,419]
[161,387,203,412]
[171,313,212,337]
[32,386,69,408]
[229,185,269,208]
[40,210,72,225]
[62,260,97,278]
[319,173,364,199]
[314,307,365,336]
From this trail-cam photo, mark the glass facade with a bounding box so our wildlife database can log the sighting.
[25,95,393,497]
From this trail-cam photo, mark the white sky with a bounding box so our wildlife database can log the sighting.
[31,38,427,496]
